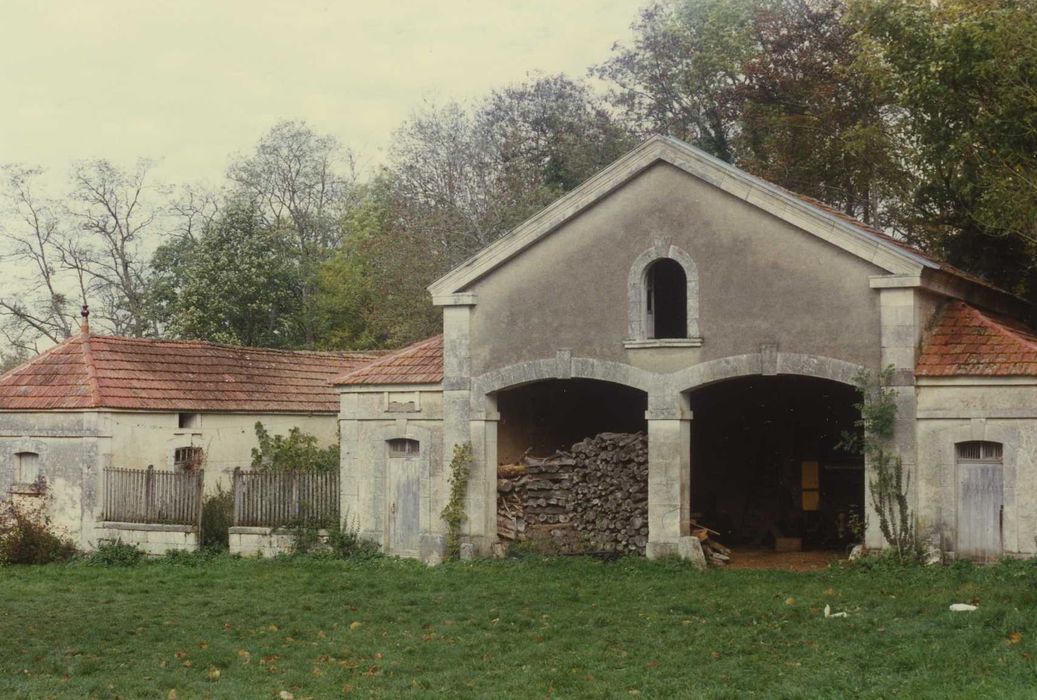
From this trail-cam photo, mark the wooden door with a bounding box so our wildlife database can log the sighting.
[387,453,422,557]
[957,461,1003,561]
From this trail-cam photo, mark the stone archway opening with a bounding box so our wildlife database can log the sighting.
[496,379,647,463]
[687,375,863,553]
[494,379,649,552]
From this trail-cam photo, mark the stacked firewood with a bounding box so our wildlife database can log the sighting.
[496,432,650,555]
[568,432,649,554]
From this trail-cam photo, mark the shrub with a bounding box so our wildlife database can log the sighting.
[251,422,339,472]
[86,540,146,566]
[201,484,234,551]
[289,516,380,560]
[0,493,77,565]
[841,367,922,564]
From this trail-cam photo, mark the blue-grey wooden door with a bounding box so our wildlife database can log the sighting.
[387,456,421,557]
[957,462,1003,560]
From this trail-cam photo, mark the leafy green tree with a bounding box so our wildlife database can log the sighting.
[153,202,304,347]
[227,121,357,343]
[735,0,905,225]
[594,0,759,160]
[853,0,1037,300]
[312,181,440,350]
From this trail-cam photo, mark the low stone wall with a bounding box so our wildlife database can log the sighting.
[229,526,330,557]
[96,522,199,555]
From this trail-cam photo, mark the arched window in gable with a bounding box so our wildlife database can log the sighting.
[645,258,687,339]
[627,243,701,346]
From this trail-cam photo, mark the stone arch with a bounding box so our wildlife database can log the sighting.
[472,356,655,403]
[628,241,700,340]
[672,352,867,395]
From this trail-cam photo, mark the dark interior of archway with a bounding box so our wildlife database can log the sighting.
[497,379,647,464]
[648,258,687,339]
[688,376,863,550]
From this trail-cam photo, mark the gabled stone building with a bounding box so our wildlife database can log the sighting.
[336,136,1037,563]
[0,323,377,547]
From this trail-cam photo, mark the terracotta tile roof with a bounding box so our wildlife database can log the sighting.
[916,301,1037,377]
[333,335,443,386]
[0,334,383,412]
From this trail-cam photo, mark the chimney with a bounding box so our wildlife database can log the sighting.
[80,305,90,335]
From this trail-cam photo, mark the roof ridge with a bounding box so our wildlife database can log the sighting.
[89,334,384,358]
[79,333,102,407]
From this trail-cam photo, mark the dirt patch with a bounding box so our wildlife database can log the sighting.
[724,547,843,572]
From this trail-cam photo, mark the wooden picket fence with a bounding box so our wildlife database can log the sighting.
[232,468,339,528]
[102,465,204,527]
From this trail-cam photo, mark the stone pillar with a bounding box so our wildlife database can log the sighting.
[337,396,364,536]
[645,392,694,560]
[433,299,476,560]
[467,394,500,554]
[869,282,923,550]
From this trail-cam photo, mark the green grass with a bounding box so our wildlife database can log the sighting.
[2,555,1037,698]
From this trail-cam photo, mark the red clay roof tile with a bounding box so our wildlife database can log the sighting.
[916,302,1037,377]
[0,334,383,412]
[332,335,443,386]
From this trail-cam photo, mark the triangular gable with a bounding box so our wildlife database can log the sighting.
[430,135,938,299]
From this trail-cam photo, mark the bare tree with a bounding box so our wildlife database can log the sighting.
[227,120,355,256]
[168,183,222,242]
[62,158,161,337]
[0,166,80,352]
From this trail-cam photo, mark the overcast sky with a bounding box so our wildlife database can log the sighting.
[1,0,642,186]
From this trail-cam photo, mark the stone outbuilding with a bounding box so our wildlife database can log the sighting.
[336,135,1037,563]
[0,324,377,548]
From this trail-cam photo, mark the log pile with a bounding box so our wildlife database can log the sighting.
[497,431,730,564]
[497,432,648,555]
[568,432,649,554]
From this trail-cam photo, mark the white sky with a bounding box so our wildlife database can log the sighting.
[1,0,643,185]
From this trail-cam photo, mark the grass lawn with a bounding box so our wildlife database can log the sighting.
[2,554,1037,699]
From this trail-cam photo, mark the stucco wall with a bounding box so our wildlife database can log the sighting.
[0,409,339,550]
[107,411,339,492]
[916,381,1037,555]
[466,162,886,377]
[0,411,103,549]
[339,388,445,560]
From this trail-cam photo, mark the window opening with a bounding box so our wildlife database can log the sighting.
[388,438,420,458]
[645,258,687,339]
[178,413,201,429]
[14,451,39,482]
[174,446,204,471]
[957,441,1003,463]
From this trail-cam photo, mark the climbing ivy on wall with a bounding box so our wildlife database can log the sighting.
[441,442,473,559]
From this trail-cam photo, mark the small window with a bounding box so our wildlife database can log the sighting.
[388,438,420,458]
[178,413,201,429]
[174,446,204,471]
[14,451,39,483]
[645,258,687,339]
[957,441,1003,463]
